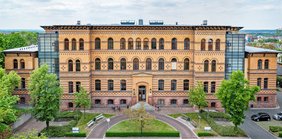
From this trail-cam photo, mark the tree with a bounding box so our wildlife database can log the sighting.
[74,87,91,118]
[216,70,259,130]
[124,103,155,135]
[0,68,20,133]
[28,65,62,130]
[188,81,208,112]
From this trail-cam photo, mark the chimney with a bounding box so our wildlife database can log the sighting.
[203,20,207,26]
[138,19,143,25]
[77,20,81,25]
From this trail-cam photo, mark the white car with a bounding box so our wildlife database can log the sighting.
[273,112,282,120]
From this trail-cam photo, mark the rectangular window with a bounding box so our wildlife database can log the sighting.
[95,80,101,91]
[171,80,177,91]
[204,82,208,93]
[264,97,268,102]
[257,78,261,89]
[211,82,216,93]
[68,81,73,93]
[183,80,189,91]
[108,80,114,91]
[120,80,126,91]
[21,78,26,89]
[158,80,164,91]
[76,82,81,92]
[264,78,268,89]
[257,97,261,102]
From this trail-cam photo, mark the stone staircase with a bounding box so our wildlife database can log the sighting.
[131,102,155,111]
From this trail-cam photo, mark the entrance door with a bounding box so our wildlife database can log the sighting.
[138,86,146,101]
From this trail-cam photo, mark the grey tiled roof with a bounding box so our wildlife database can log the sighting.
[3,45,38,53]
[245,46,281,53]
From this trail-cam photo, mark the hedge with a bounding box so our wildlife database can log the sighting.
[41,119,79,137]
[65,132,86,137]
[105,132,180,137]
[279,132,282,137]
[269,126,282,132]
[197,131,214,137]
[208,112,231,120]
[199,112,245,136]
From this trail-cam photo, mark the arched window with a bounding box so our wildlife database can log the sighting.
[211,60,216,72]
[170,99,177,105]
[171,38,177,50]
[120,58,126,70]
[184,58,189,70]
[95,99,101,105]
[184,38,190,50]
[21,78,25,89]
[108,58,114,70]
[128,38,133,50]
[120,99,127,105]
[95,38,101,50]
[76,60,80,71]
[19,97,26,104]
[204,60,209,72]
[183,80,189,91]
[208,39,213,51]
[95,58,101,70]
[151,38,157,49]
[215,39,220,51]
[120,80,126,91]
[143,38,149,50]
[171,80,177,91]
[265,59,269,69]
[201,39,206,51]
[68,81,73,93]
[68,60,73,71]
[136,38,141,50]
[108,80,114,91]
[95,79,101,91]
[108,38,114,50]
[79,38,84,50]
[68,102,74,108]
[20,59,25,69]
[75,60,80,71]
[120,38,126,50]
[13,59,18,69]
[108,99,114,105]
[159,38,164,50]
[146,58,152,70]
[211,102,216,108]
[64,38,69,50]
[183,99,189,105]
[133,58,139,70]
[158,58,164,70]
[258,59,262,69]
[171,58,177,70]
[71,38,76,50]
[158,80,164,91]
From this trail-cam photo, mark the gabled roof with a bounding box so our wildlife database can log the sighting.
[245,46,281,54]
[3,45,38,53]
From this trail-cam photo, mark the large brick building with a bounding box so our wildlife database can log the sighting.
[3,20,280,110]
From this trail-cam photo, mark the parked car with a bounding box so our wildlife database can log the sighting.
[251,113,271,121]
[273,112,282,120]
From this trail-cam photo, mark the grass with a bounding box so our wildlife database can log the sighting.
[256,120,282,137]
[76,113,99,133]
[108,119,177,133]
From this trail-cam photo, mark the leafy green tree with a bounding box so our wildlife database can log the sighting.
[9,130,47,139]
[74,87,91,118]
[28,65,62,130]
[124,103,155,135]
[0,68,20,133]
[216,71,259,129]
[188,82,208,112]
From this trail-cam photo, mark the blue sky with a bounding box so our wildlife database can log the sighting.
[0,0,281,29]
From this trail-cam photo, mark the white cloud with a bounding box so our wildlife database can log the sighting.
[0,0,281,29]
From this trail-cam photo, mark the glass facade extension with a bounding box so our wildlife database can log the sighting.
[38,32,59,77]
[225,33,245,79]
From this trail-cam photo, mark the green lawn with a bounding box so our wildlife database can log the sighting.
[256,120,282,137]
[77,113,99,133]
[108,119,177,132]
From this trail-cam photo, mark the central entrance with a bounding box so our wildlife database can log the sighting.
[138,86,146,101]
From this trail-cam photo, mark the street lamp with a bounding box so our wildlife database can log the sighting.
[106,118,110,129]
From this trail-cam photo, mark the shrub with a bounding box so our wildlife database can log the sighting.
[269,126,282,132]
[65,132,86,137]
[55,111,81,121]
[40,119,79,137]
[105,132,180,137]
[279,131,282,137]
[208,112,231,120]
[197,131,214,137]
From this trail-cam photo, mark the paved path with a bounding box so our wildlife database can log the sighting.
[15,118,45,134]
[87,115,128,139]
[240,92,282,139]
[87,112,197,139]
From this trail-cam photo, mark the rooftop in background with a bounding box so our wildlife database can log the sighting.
[3,45,38,53]
[245,46,281,53]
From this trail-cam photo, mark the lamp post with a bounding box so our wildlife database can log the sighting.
[106,118,110,129]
